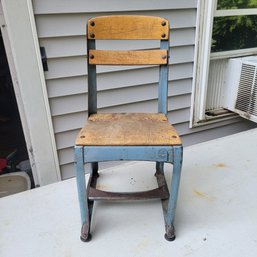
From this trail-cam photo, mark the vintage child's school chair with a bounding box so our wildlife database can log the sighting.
[74,15,183,242]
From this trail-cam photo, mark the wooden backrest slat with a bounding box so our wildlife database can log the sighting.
[87,16,169,40]
[88,50,168,65]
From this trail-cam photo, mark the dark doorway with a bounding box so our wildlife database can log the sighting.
[0,31,34,187]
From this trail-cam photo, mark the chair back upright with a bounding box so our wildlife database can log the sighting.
[86,15,170,116]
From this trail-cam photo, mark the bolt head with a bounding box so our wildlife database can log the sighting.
[161,33,166,38]
[90,21,95,26]
[90,33,95,38]
[161,21,166,26]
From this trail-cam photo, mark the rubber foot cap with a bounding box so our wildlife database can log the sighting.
[80,233,92,242]
[164,233,176,241]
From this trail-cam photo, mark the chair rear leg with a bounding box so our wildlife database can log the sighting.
[164,146,183,241]
[75,146,92,242]
[92,162,99,177]
[155,161,164,175]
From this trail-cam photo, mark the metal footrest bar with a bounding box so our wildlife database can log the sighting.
[87,167,169,201]
[88,186,169,200]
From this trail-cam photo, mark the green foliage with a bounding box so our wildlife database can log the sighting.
[212,0,257,52]
[217,0,257,9]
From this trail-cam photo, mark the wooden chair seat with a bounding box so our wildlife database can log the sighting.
[76,113,182,146]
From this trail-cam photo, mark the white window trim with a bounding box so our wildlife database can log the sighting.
[190,0,217,127]
[0,0,61,186]
[190,0,257,128]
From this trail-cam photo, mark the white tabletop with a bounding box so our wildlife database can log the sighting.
[1,128,257,257]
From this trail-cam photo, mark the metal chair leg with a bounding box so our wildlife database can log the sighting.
[164,146,183,241]
[155,161,164,176]
[75,146,91,242]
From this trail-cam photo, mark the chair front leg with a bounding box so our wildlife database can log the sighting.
[75,146,91,241]
[165,146,183,241]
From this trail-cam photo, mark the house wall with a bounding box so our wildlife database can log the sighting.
[32,0,257,179]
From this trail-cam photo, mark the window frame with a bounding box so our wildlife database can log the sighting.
[190,0,257,127]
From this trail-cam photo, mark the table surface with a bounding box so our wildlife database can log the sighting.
[1,128,257,257]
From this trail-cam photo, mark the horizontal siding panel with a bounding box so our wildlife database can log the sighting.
[53,111,87,134]
[40,28,195,59]
[98,95,191,114]
[55,94,191,150]
[33,0,197,14]
[45,46,194,80]
[60,163,75,180]
[168,108,191,124]
[47,66,192,98]
[47,76,87,98]
[50,80,192,117]
[58,148,74,166]
[171,28,195,48]
[36,10,196,38]
[52,79,192,132]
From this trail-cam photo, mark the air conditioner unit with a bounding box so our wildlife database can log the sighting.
[224,56,257,122]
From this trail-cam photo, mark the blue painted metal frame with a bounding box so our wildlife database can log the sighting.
[158,40,169,115]
[83,146,174,163]
[87,38,97,116]
[75,18,183,241]
[75,146,88,225]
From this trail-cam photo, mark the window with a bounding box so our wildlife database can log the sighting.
[191,0,257,127]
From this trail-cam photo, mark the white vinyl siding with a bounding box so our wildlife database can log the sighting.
[32,0,256,179]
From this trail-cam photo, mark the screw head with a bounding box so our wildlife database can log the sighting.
[161,33,166,38]
[89,54,94,59]
[90,33,95,38]
[161,21,166,26]
[162,55,167,60]
[90,21,95,26]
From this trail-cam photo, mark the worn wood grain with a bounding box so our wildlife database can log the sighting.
[75,113,182,146]
[87,16,169,40]
[88,50,168,65]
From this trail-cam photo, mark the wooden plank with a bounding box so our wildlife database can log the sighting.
[87,16,169,40]
[88,50,168,65]
[75,113,182,146]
